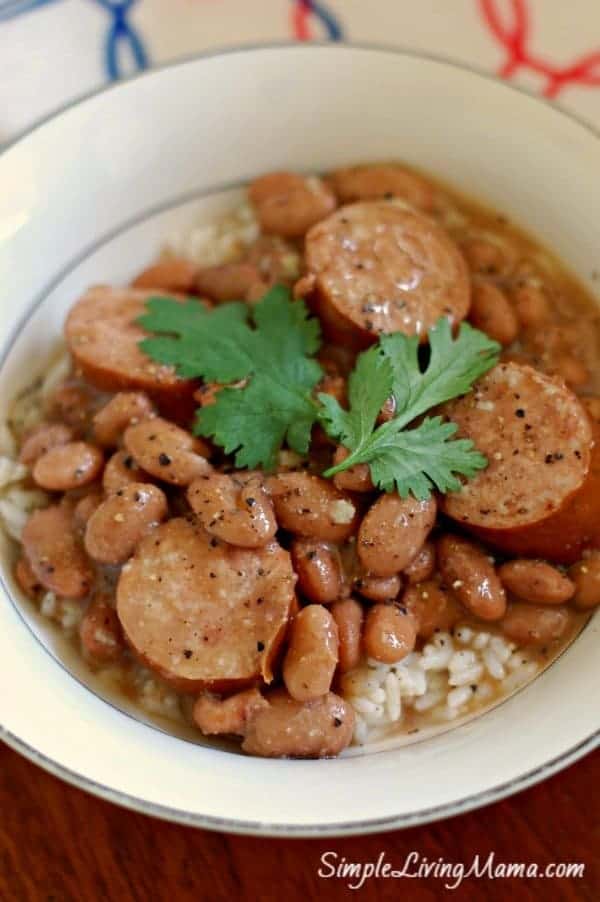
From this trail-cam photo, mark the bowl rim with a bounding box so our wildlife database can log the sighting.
[0,41,598,837]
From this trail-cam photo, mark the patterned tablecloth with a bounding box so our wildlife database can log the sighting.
[1,0,599,143]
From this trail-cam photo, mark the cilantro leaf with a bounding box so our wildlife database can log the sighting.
[139,285,323,469]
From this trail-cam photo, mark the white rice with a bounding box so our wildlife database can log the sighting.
[342,626,541,746]
[165,202,259,267]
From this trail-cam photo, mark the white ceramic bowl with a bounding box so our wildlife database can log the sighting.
[0,45,598,836]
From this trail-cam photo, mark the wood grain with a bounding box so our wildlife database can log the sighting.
[0,742,597,901]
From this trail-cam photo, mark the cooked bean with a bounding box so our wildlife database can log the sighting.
[358,493,436,578]
[328,163,434,210]
[73,491,103,531]
[568,552,600,609]
[403,579,463,639]
[461,238,514,276]
[291,538,342,603]
[267,472,358,542]
[283,605,339,701]
[512,285,550,328]
[469,281,518,346]
[19,423,74,466]
[354,572,401,602]
[124,417,212,486]
[45,382,97,431]
[500,602,573,645]
[245,235,301,285]
[582,397,600,423]
[79,600,124,662]
[248,172,336,238]
[14,557,42,598]
[131,256,198,293]
[403,541,436,584]
[195,262,263,303]
[552,355,589,388]
[242,690,355,758]
[33,442,104,491]
[85,483,168,565]
[193,689,269,736]
[22,504,93,599]
[332,446,374,492]
[103,450,150,493]
[187,473,276,548]
[498,559,575,605]
[331,597,364,673]
[93,392,156,448]
[363,603,417,663]
[437,534,506,620]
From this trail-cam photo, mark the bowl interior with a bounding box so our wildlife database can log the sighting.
[0,44,598,835]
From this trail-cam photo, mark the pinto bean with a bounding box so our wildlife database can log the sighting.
[124,417,212,486]
[194,262,263,303]
[45,382,97,432]
[512,285,550,328]
[14,557,43,598]
[79,600,124,662]
[460,238,514,276]
[187,473,276,549]
[241,690,355,758]
[552,355,589,388]
[19,423,74,466]
[22,504,93,599]
[331,597,364,673]
[283,605,339,701]
[32,442,104,492]
[73,491,103,531]
[498,559,575,605]
[193,689,269,736]
[267,472,358,542]
[403,579,463,639]
[403,541,436,584]
[328,163,434,210]
[131,256,198,293]
[354,572,401,602]
[291,538,342,603]
[248,172,336,238]
[568,552,600,609]
[245,235,301,285]
[332,446,374,492]
[85,483,168,565]
[500,602,573,645]
[102,450,151,494]
[468,281,518,346]
[437,534,506,620]
[358,493,436,578]
[363,603,417,664]
[93,392,156,448]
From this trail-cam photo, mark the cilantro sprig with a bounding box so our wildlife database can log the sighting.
[139,286,500,499]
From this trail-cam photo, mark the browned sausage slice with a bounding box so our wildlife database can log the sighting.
[65,286,197,419]
[22,504,93,599]
[441,362,594,563]
[298,201,470,348]
[116,518,295,692]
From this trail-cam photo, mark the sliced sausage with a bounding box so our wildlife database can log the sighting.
[354,572,401,602]
[358,493,436,578]
[500,603,573,645]
[32,442,104,492]
[79,600,124,663]
[241,690,355,758]
[568,552,600,610]
[85,483,168,565]
[93,392,156,448]
[194,262,263,303]
[403,541,436,584]
[468,281,518,346]
[22,504,93,599]
[331,597,364,673]
[363,603,417,664]
[437,534,506,621]
[283,605,339,701]
[403,579,463,639]
[131,256,198,293]
[297,201,470,349]
[441,362,595,563]
[328,163,434,211]
[65,286,197,419]
[193,689,269,736]
[124,417,211,486]
[291,538,342,603]
[267,472,358,542]
[103,450,151,494]
[187,473,276,548]
[248,172,336,238]
[498,560,575,605]
[116,518,295,692]
[19,423,74,466]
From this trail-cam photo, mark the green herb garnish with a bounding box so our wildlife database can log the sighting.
[139,286,500,498]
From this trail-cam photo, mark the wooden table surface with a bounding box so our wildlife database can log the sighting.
[0,743,597,901]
